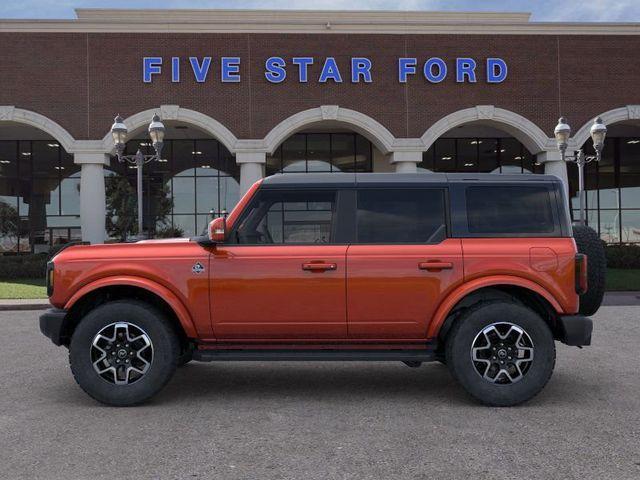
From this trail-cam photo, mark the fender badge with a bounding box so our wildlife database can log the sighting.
[192,262,205,274]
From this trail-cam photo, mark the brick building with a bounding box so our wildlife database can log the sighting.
[0,9,639,249]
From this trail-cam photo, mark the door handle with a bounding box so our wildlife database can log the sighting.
[419,261,453,271]
[302,262,337,272]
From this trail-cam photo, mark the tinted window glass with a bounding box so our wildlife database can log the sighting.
[235,191,335,244]
[356,189,446,243]
[466,186,555,234]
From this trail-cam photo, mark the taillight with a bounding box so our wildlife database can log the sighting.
[46,261,54,297]
[575,254,588,295]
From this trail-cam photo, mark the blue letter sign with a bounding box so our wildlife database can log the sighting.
[221,57,241,82]
[398,58,417,83]
[319,57,343,83]
[424,58,447,83]
[487,58,508,83]
[142,55,508,84]
[351,58,372,83]
[292,57,314,82]
[456,58,477,83]
[265,57,287,83]
[143,57,162,83]
[189,57,212,83]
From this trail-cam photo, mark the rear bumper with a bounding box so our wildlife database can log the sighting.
[558,315,593,346]
[39,308,68,346]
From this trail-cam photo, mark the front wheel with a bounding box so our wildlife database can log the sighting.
[446,301,556,407]
[69,300,180,406]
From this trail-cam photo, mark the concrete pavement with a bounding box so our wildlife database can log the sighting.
[0,307,639,480]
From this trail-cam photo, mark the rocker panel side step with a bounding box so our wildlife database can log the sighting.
[192,349,437,362]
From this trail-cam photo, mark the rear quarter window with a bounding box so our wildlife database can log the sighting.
[465,185,556,235]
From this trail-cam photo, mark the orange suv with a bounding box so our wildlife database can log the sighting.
[39,173,602,407]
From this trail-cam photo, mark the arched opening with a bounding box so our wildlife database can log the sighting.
[263,106,396,175]
[569,120,640,244]
[108,121,240,239]
[418,123,543,175]
[0,122,80,253]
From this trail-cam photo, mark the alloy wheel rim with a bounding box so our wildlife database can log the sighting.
[90,322,153,385]
[470,322,534,384]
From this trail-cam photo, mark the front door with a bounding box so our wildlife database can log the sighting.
[210,188,347,339]
[346,187,464,339]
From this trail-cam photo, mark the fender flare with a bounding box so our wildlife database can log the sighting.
[427,275,564,339]
[64,276,197,338]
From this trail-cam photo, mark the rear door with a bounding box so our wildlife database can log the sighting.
[346,187,464,339]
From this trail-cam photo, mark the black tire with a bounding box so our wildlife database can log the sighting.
[572,224,606,316]
[446,301,556,407]
[69,300,180,406]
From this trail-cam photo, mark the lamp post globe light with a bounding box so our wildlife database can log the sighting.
[554,116,607,225]
[110,114,166,239]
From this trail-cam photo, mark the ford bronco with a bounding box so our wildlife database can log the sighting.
[39,173,604,407]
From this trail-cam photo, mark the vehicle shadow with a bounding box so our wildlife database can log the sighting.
[156,361,476,406]
[46,360,597,409]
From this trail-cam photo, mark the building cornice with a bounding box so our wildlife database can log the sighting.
[0,9,638,35]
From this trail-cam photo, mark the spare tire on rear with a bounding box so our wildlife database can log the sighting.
[572,224,606,316]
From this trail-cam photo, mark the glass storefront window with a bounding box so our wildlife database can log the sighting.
[266,132,372,174]
[478,139,499,172]
[621,210,640,243]
[0,140,80,252]
[420,136,534,174]
[567,136,640,244]
[108,138,240,239]
[434,138,456,171]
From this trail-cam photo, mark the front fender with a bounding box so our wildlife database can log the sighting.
[64,276,198,338]
[426,275,564,339]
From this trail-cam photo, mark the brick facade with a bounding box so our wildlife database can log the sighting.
[1,31,639,142]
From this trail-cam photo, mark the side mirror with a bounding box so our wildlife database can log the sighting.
[208,216,226,243]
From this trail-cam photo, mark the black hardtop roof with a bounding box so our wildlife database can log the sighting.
[261,172,562,188]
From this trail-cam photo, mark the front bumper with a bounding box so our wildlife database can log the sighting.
[558,315,593,346]
[39,308,68,346]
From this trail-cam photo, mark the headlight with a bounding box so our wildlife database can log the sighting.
[46,261,54,297]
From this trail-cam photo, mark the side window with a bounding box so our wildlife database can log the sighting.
[234,190,335,244]
[356,188,447,244]
[466,186,555,234]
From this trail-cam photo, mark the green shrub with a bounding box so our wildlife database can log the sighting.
[155,226,185,238]
[0,254,48,280]
[605,244,640,269]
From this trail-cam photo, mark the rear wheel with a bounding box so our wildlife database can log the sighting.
[446,301,555,407]
[69,300,180,406]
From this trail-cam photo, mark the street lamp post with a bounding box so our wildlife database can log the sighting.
[554,116,607,225]
[110,114,166,238]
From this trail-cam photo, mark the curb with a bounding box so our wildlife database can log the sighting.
[0,301,50,312]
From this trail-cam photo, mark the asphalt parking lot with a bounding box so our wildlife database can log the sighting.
[1,307,639,480]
